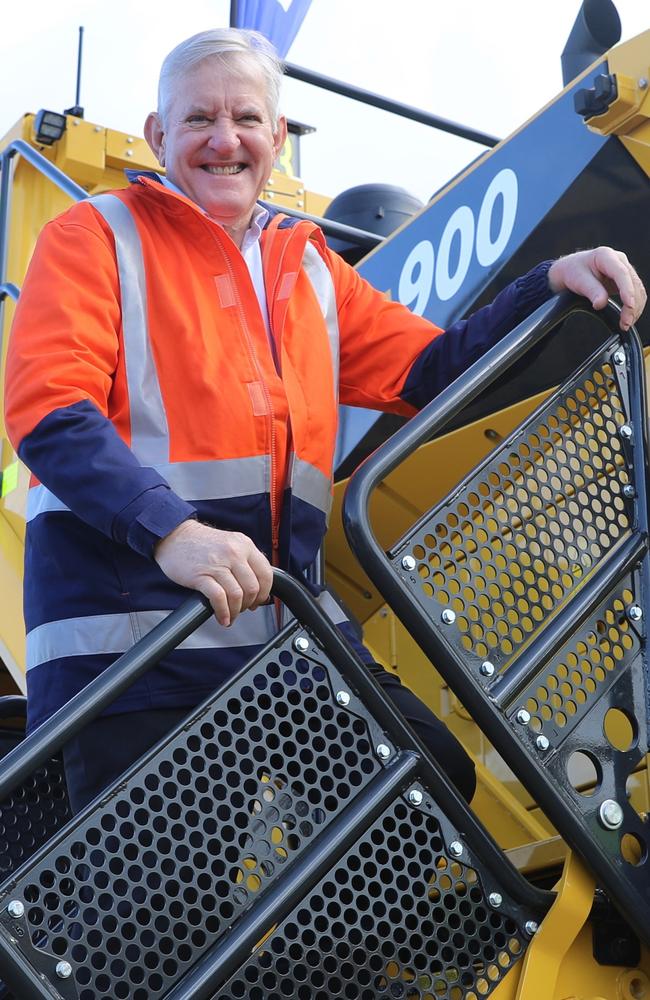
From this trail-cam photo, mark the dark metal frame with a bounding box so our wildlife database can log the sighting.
[343,293,650,943]
[0,570,552,999]
[284,62,501,148]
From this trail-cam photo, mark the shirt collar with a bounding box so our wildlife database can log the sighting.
[157,173,269,248]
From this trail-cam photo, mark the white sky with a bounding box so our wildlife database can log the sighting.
[1,1,648,206]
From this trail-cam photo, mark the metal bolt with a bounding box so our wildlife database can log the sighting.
[127,136,134,143]
[408,788,423,806]
[480,660,495,677]
[599,798,624,830]
[620,424,633,440]
[613,349,626,366]
[6,901,24,919]
[536,735,550,752]
[628,604,643,622]
[401,555,416,572]
[449,840,463,857]
[639,77,648,89]
[93,125,102,133]
[55,961,72,980]
[516,708,531,725]
[488,892,502,908]
[293,636,309,653]
[441,608,456,625]
[623,484,636,499]
[524,920,539,936]
[336,690,350,707]
[376,743,391,760]
[126,150,134,157]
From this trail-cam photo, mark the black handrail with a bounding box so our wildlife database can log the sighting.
[0,568,552,919]
[342,293,650,942]
[284,62,501,148]
[260,199,382,248]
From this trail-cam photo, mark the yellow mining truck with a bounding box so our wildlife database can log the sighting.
[1,7,650,1000]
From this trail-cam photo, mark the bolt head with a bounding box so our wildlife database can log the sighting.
[6,900,24,919]
[408,788,423,806]
[488,892,502,908]
[628,604,643,622]
[620,424,633,440]
[449,840,463,857]
[480,660,495,677]
[441,608,456,625]
[639,77,648,89]
[536,735,550,752]
[524,920,539,936]
[516,708,531,725]
[613,350,626,366]
[293,636,309,653]
[623,484,636,499]
[401,555,416,572]
[55,961,72,980]
[336,690,350,707]
[376,743,391,760]
[599,798,624,830]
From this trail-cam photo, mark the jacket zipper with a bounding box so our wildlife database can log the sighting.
[210,228,282,575]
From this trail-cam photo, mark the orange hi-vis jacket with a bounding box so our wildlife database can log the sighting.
[4,174,553,731]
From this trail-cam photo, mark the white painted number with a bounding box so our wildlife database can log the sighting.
[476,168,518,267]
[397,168,519,315]
[398,239,435,317]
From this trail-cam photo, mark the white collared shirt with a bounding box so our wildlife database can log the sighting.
[158,174,272,340]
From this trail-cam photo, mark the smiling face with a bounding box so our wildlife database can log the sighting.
[145,55,287,246]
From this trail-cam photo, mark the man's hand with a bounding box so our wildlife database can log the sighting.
[154,520,273,627]
[548,247,646,331]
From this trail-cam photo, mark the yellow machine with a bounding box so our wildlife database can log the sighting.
[1,12,650,1000]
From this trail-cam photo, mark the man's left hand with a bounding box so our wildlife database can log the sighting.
[548,247,646,331]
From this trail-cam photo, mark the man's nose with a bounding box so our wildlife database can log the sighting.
[206,119,239,152]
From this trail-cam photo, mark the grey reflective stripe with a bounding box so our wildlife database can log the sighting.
[316,589,348,624]
[159,455,269,501]
[26,605,277,670]
[89,194,169,464]
[301,242,340,399]
[27,485,70,520]
[279,588,348,629]
[25,456,270,522]
[289,455,332,518]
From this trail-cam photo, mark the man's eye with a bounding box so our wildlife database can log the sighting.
[239,114,263,124]
[186,115,211,127]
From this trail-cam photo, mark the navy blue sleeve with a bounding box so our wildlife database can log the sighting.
[18,399,196,557]
[401,261,554,410]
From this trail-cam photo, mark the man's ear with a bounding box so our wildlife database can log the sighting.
[273,115,288,159]
[144,112,166,167]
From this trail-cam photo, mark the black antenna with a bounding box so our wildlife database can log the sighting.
[64,26,85,118]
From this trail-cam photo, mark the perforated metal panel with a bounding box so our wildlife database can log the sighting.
[216,798,524,1000]
[406,353,631,667]
[383,331,650,942]
[0,735,71,882]
[0,622,537,1000]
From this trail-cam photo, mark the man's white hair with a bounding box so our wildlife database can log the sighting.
[158,28,284,126]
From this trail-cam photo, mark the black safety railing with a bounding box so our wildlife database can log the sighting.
[0,569,551,1000]
[343,293,650,945]
[284,62,501,148]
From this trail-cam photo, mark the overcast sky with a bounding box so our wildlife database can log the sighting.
[1,1,648,206]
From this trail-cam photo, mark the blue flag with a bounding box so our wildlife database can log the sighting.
[231,0,313,57]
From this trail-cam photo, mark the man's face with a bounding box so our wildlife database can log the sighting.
[146,57,287,245]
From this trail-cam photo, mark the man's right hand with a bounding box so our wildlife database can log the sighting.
[154,520,273,627]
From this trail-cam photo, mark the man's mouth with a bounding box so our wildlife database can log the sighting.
[201,164,245,175]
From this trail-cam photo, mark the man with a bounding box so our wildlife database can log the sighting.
[4,28,646,813]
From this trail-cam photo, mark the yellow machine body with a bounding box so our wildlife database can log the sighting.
[1,28,650,998]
